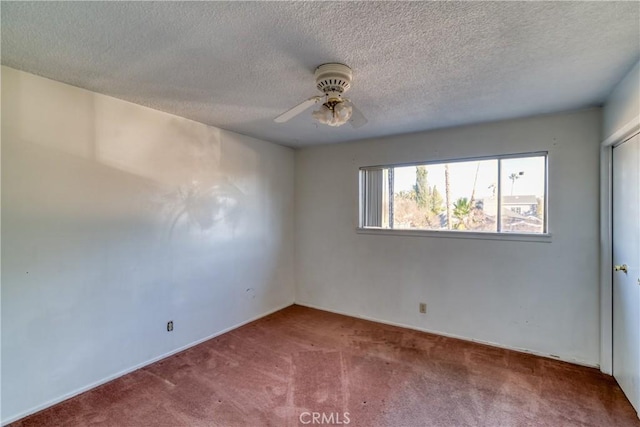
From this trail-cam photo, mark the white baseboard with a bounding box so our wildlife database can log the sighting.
[295,301,600,369]
[2,301,294,426]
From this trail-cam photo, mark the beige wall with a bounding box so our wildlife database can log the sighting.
[1,66,295,423]
[295,109,601,367]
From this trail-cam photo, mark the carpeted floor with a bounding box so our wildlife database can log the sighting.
[11,305,640,426]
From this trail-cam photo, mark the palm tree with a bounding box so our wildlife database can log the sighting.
[444,164,451,229]
[509,171,524,195]
[469,162,480,206]
[453,197,472,229]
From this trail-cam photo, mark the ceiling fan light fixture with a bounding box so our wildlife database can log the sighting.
[274,62,367,129]
[312,104,332,124]
[334,101,352,122]
[312,101,352,127]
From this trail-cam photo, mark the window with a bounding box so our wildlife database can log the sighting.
[360,153,547,234]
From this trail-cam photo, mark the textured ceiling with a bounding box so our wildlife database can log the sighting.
[2,2,639,147]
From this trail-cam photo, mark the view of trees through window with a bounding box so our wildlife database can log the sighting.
[363,154,546,234]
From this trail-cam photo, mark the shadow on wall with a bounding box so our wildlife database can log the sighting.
[166,177,245,238]
[4,69,256,239]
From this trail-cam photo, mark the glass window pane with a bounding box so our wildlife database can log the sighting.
[361,153,547,235]
[446,160,498,232]
[392,164,445,230]
[392,160,498,232]
[500,156,546,233]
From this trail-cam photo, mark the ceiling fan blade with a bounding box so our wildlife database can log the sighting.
[347,101,368,129]
[274,96,322,123]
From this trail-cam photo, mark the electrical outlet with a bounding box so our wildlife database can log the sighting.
[419,303,427,314]
[167,321,174,332]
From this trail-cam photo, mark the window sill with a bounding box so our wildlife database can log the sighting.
[356,227,552,243]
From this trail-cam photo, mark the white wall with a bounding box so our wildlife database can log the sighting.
[296,109,601,367]
[603,60,640,143]
[1,67,295,424]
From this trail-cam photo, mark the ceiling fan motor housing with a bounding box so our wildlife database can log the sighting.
[315,63,352,94]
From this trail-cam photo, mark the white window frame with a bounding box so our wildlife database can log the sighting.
[357,152,551,242]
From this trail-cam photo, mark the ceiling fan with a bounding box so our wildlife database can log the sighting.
[274,63,368,128]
